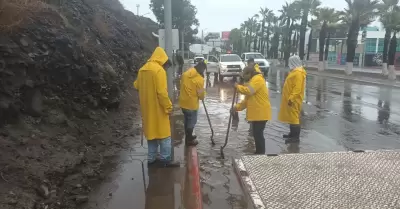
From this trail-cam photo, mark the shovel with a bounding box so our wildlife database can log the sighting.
[220,87,238,159]
[232,91,239,121]
[202,100,215,145]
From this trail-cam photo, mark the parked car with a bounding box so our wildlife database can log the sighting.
[204,55,219,76]
[193,56,205,65]
[218,54,245,81]
[241,52,270,76]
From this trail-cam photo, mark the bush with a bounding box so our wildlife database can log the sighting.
[0,0,46,31]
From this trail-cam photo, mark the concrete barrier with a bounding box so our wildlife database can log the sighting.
[187,146,202,209]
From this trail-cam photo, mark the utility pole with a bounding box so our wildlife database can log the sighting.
[181,29,185,59]
[164,0,174,163]
[201,30,204,54]
[164,0,173,100]
[136,4,140,16]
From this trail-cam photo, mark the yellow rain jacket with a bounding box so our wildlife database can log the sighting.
[278,67,307,125]
[254,64,261,73]
[235,73,272,121]
[133,47,172,140]
[179,68,205,110]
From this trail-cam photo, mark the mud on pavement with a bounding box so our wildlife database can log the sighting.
[0,80,142,209]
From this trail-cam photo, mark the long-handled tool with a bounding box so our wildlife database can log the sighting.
[202,100,215,145]
[220,88,237,159]
[232,91,239,120]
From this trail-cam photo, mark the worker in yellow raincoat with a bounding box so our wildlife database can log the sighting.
[278,55,307,143]
[231,66,272,154]
[179,61,207,146]
[246,58,261,73]
[134,47,179,168]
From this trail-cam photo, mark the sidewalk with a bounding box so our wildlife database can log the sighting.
[273,64,400,88]
[86,102,202,209]
[306,70,400,88]
[305,64,400,79]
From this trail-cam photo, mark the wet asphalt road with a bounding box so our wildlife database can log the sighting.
[86,67,400,209]
[196,68,400,209]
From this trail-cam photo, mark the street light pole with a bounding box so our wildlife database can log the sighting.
[164,0,173,100]
[136,4,140,16]
[181,29,185,59]
[201,30,204,54]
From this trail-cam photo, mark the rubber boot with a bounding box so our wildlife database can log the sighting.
[283,125,293,138]
[163,161,181,168]
[185,128,198,146]
[285,126,300,143]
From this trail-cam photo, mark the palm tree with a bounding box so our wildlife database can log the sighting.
[341,0,379,75]
[323,10,340,70]
[387,12,400,80]
[270,24,282,58]
[253,21,260,51]
[259,8,274,55]
[313,7,334,71]
[279,2,300,66]
[259,8,268,53]
[296,0,321,60]
[246,15,258,51]
[264,13,276,57]
[378,0,399,77]
[229,28,243,53]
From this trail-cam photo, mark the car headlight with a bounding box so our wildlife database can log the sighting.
[220,64,227,69]
[240,63,245,70]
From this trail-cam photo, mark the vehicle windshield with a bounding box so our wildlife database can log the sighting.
[246,54,264,59]
[220,55,241,62]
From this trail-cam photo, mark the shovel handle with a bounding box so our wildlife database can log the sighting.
[202,100,215,145]
[220,87,237,159]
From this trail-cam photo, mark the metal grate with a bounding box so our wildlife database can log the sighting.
[235,151,400,209]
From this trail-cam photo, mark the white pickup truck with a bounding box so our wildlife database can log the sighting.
[241,52,270,76]
[204,55,219,76]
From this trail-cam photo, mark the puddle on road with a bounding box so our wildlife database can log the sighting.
[86,69,400,209]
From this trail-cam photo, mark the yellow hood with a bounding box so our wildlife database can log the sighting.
[254,64,261,73]
[147,47,169,66]
[186,68,201,78]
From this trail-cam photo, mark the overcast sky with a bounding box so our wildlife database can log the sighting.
[119,0,377,34]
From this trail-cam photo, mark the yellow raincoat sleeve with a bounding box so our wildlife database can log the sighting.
[235,96,247,111]
[156,70,173,114]
[288,72,305,103]
[195,76,206,100]
[236,76,263,96]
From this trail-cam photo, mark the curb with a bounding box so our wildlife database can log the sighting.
[187,146,202,209]
[233,158,266,209]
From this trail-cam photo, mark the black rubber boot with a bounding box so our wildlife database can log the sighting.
[185,128,198,146]
[163,161,181,168]
[285,126,300,143]
[283,125,293,138]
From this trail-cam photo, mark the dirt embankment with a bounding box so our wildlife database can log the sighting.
[0,0,157,208]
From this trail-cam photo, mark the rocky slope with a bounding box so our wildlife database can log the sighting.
[0,0,158,208]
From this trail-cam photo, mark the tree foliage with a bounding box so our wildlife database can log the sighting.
[149,0,199,44]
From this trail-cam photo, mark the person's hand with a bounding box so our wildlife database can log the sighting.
[288,100,293,107]
[234,83,239,88]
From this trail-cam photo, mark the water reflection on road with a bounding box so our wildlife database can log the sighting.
[196,69,400,208]
[86,66,400,209]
